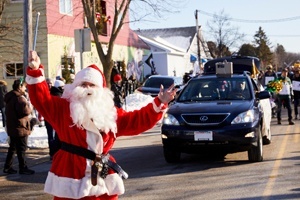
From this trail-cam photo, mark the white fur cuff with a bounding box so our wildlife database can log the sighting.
[26,74,45,85]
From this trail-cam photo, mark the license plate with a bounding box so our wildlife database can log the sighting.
[194,131,213,141]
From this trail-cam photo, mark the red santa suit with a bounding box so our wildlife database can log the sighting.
[26,64,167,200]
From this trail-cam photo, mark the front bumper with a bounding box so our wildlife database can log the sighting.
[161,123,259,153]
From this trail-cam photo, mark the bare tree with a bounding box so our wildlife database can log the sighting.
[206,10,245,58]
[0,0,8,22]
[81,0,186,88]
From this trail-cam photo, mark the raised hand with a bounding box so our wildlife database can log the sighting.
[158,84,177,104]
[28,50,41,70]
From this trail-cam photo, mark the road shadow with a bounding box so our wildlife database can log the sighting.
[110,144,258,179]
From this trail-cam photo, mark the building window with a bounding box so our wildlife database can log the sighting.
[95,0,108,36]
[59,0,73,15]
[4,63,24,78]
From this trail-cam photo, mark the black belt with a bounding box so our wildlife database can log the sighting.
[60,141,128,185]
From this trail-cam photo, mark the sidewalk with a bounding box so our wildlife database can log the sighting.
[0,146,51,175]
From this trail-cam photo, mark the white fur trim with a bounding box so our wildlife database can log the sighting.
[26,74,45,85]
[86,130,103,154]
[74,67,103,87]
[44,171,124,198]
[152,100,167,113]
[25,68,45,85]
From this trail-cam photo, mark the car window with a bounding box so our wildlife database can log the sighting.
[174,77,183,85]
[144,77,174,88]
[177,77,251,102]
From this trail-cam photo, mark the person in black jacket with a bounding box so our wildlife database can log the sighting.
[0,80,7,127]
[292,68,300,119]
[3,79,35,175]
[44,80,64,160]
[263,64,278,87]
[111,74,124,108]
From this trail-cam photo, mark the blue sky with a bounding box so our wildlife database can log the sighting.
[130,0,300,53]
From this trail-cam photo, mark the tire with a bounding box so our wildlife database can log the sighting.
[248,127,263,162]
[163,146,181,163]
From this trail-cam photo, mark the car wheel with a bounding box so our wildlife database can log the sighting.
[163,146,181,163]
[248,127,263,162]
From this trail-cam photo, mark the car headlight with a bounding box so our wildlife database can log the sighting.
[231,109,258,124]
[162,113,180,125]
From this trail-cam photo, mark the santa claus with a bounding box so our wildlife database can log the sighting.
[26,51,176,200]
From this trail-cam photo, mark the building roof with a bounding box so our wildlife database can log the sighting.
[134,26,197,52]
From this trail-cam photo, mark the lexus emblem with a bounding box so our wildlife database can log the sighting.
[199,116,208,121]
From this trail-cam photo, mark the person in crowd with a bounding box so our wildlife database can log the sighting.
[36,78,53,127]
[3,79,35,175]
[263,64,278,87]
[292,67,300,119]
[111,74,124,108]
[46,78,53,89]
[44,79,65,160]
[70,74,75,83]
[128,74,137,94]
[0,80,8,127]
[26,50,176,199]
[110,63,120,86]
[277,68,294,125]
[183,71,193,85]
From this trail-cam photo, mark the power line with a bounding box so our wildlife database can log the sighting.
[197,9,300,23]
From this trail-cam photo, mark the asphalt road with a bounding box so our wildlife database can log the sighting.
[0,111,299,200]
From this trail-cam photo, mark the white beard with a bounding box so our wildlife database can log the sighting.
[62,85,117,134]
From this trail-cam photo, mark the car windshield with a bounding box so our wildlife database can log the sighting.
[144,77,174,88]
[177,77,251,102]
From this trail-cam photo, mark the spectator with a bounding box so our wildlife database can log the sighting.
[0,80,8,127]
[3,79,35,175]
[44,80,65,160]
[263,64,277,87]
[277,68,294,125]
[292,68,300,119]
[111,74,124,108]
[26,50,176,199]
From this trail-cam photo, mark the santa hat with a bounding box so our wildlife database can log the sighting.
[54,80,65,88]
[113,74,122,82]
[73,64,106,87]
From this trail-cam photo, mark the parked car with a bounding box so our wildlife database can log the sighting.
[135,75,183,97]
[161,55,272,163]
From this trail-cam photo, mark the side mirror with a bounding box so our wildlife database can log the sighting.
[256,91,271,100]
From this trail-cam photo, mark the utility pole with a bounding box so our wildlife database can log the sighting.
[23,0,32,76]
[195,10,202,74]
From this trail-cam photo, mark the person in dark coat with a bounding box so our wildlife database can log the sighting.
[44,80,64,160]
[3,79,35,175]
[263,64,278,87]
[0,80,8,127]
[292,67,300,119]
[111,74,124,108]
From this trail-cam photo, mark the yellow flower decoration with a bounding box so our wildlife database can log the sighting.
[266,79,283,93]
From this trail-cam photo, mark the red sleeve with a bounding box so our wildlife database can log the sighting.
[116,97,167,137]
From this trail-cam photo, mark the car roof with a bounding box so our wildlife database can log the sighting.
[191,73,250,80]
[146,75,183,83]
[203,55,260,75]
[148,75,177,79]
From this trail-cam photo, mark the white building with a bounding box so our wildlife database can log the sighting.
[135,26,212,78]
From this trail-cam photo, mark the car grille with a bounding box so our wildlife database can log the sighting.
[181,113,229,126]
